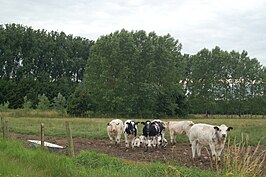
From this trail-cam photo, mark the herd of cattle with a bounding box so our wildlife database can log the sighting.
[107,119,233,161]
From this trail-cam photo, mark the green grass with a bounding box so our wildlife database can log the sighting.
[0,138,215,177]
[1,110,265,177]
[0,139,87,177]
[1,113,265,146]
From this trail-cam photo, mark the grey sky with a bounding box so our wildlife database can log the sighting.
[1,0,266,66]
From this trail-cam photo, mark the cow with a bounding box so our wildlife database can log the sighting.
[188,123,233,161]
[165,121,194,144]
[107,119,123,144]
[141,120,166,150]
[152,136,168,147]
[152,119,167,145]
[123,120,140,149]
[133,135,145,148]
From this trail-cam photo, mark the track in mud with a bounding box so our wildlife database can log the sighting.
[11,133,266,174]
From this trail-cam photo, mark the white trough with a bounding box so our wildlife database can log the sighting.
[28,140,64,149]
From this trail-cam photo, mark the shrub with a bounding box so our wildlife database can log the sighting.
[53,93,66,112]
[23,96,32,109]
[37,94,50,110]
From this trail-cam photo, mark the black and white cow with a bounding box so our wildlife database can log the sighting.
[123,120,140,149]
[141,120,166,150]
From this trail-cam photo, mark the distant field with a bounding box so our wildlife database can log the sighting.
[1,111,265,146]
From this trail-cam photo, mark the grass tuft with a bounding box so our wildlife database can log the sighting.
[217,135,266,177]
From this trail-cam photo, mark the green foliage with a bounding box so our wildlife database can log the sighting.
[84,29,186,117]
[187,47,265,115]
[23,96,32,109]
[37,94,50,110]
[0,101,9,111]
[0,23,93,108]
[53,92,66,112]
[1,23,266,116]
[67,84,95,116]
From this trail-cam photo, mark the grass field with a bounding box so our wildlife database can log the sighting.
[0,110,265,177]
[0,138,216,177]
[1,112,265,146]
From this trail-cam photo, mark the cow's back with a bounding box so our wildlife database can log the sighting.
[189,123,214,145]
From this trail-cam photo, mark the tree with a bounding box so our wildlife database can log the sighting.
[0,24,93,108]
[23,96,32,109]
[67,84,94,116]
[53,93,66,112]
[186,47,265,115]
[37,94,50,110]
[84,29,185,117]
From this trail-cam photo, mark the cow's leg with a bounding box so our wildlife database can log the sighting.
[155,136,159,148]
[209,143,217,160]
[116,133,121,144]
[124,134,129,148]
[131,137,135,149]
[144,137,150,152]
[191,140,197,158]
[196,143,203,157]
[160,134,165,147]
[108,132,113,141]
[173,134,177,144]
[170,132,175,144]
[216,144,224,161]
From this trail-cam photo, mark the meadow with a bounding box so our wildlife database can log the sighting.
[2,110,265,146]
[0,110,265,177]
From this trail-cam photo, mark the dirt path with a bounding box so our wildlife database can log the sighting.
[10,133,266,175]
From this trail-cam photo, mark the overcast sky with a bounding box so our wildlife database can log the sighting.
[1,0,266,66]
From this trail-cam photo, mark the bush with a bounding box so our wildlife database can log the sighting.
[0,101,10,111]
[67,84,95,116]
[37,94,50,110]
[53,93,66,112]
[23,96,32,109]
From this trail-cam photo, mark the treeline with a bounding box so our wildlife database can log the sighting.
[0,24,93,108]
[0,24,265,117]
[187,48,266,115]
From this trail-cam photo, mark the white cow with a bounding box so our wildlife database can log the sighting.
[133,135,145,147]
[107,119,123,144]
[188,123,233,161]
[165,121,194,144]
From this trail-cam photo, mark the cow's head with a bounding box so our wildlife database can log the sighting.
[108,122,121,133]
[141,121,151,125]
[188,121,194,127]
[125,121,139,135]
[213,124,233,141]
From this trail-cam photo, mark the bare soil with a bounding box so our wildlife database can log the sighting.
[10,133,266,175]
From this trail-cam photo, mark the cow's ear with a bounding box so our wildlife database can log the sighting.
[227,127,233,131]
[141,122,145,125]
[126,122,130,125]
[116,123,120,125]
[214,126,220,131]
[107,123,110,126]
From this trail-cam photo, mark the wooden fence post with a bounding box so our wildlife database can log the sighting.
[65,121,75,157]
[4,120,9,139]
[1,117,4,138]
[41,123,45,149]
